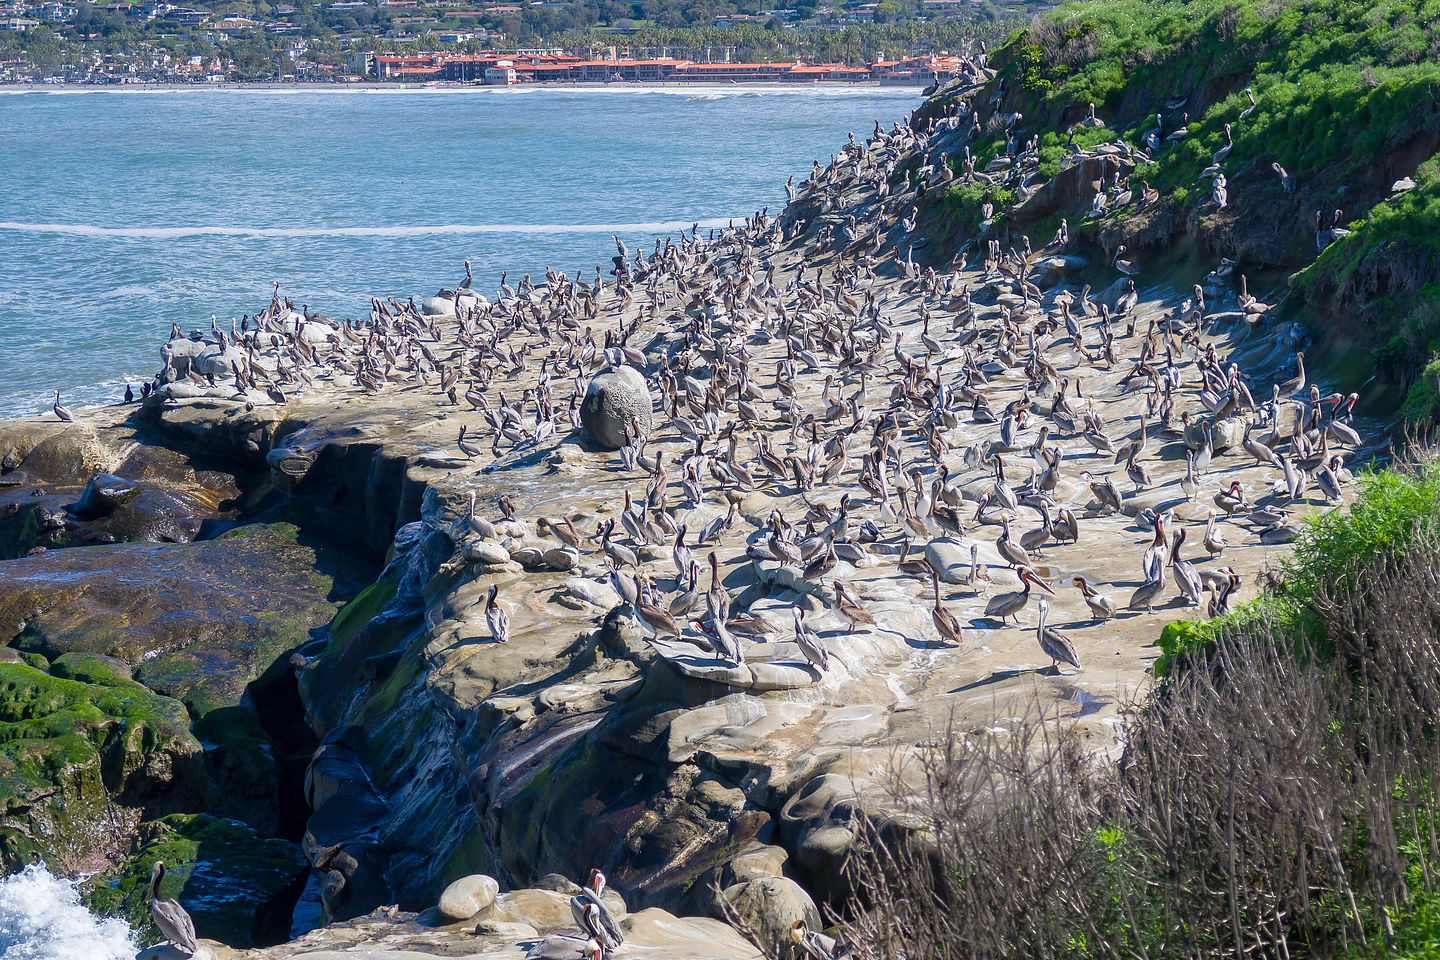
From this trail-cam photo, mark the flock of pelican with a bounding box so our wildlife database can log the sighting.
[64,48,1375,960]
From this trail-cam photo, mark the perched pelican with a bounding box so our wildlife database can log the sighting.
[792,606,830,672]
[52,390,74,423]
[1111,245,1139,276]
[984,567,1054,624]
[146,862,199,955]
[1035,599,1081,672]
[1071,575,1115,621]
[570,869,624,951]
[1271,161,1296,196]
[832,579,876,631]
[930,571,965,645]
[486,583,510,644]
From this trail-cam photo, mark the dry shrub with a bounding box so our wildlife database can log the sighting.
[838,526,1440,960]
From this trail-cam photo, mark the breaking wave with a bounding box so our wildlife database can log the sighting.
[0,864,137,960]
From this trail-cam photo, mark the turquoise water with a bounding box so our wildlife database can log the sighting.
[0,85,918,417]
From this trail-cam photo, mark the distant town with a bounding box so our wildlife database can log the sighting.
[0,0,1030,83]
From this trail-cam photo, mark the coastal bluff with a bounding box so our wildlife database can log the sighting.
[0,50,1387,957]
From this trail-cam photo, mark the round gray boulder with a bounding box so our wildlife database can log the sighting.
[438,873,500,921]
[581,366,653,450]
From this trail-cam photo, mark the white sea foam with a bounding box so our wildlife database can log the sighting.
[0,218,743,240]
[0,864,137,960]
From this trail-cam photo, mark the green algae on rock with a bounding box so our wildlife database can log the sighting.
[0,659,204,872]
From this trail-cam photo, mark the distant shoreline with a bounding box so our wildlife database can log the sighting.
[0,80,926,93]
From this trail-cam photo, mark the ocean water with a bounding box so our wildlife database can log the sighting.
[0,85,919,418]
[0,864,136,959]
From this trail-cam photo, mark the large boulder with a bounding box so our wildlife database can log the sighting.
[581,366,652,450]
[722,877,821,959]
[437,873,500,921]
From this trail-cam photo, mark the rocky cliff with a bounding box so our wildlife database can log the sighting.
[0,13,1403,955]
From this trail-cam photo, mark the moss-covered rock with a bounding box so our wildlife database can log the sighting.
[0,661,204,872]
[0,523,341,717]
[85,812,306,949]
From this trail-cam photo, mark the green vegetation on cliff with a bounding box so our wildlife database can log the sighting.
[934,0,1440,400]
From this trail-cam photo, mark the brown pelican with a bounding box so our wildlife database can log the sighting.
[1272,161,1296,196]
[1202,510,1226,556]
[486,584,510,644]
[600,520,638,570]
[1080,470,1122,513]
[1276,350,1306,397]
[1170,529,1203,606]
[146,861,199,955]
[569,869,624,950]
[930,571,964,645]
[706,552,731,624]
[832,579,876,631]
[52,390,74,422]
[792,606,830,672]
[1127,562,1169,612]
[984,567,1054,624]
[633,581,687,641]
[1071,575,1115,621]
[1111,246,1139,276]
[1035,599,1081,672]
[527,927,603,960]
[457,425,486,460]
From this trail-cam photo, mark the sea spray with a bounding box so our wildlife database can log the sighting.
[0,864,136,960]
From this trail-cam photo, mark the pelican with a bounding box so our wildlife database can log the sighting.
[570,869,624,950]
[1112,245,1139,276]
[146,862,199,955]
[527,928,603,960]
[457,425,486,459]
[486,583,510,644]
[930,571,964,645]
[792,606,830,672]
[52,390,74,423]
[1035,599,1081,672]
[984,567,1054,624]
[832,579,876,631]
[1071,575,1115,621]
[1202,509,1226,556]
[633,582,686,641]
[1271,161,1295,196]
[1170,529,1203,606]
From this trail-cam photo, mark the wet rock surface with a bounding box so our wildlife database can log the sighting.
[85,813,307,950]
[0,523,341,716]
